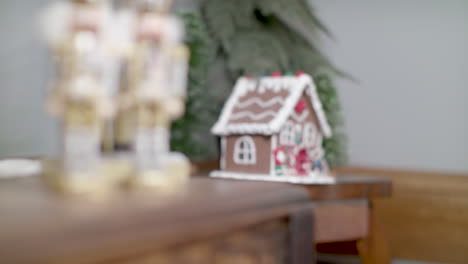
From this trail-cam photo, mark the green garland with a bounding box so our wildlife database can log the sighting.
[315,74,348,167]
[170,12,221,161]
[173,1,348,167]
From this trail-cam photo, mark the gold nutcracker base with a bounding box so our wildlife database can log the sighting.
[128,153,190,192]
[41,156,134,195]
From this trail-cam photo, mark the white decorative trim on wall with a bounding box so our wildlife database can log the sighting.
[233,136,257,165]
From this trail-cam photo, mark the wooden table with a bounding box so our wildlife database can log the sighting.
[0,177,315,264]
[203,175,393,264]
[300,175,392,264]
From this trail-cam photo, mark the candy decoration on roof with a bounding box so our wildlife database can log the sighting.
[271,72,282,77]
[295,71,305,76]
[211,73,335,184]
[294,99,307,114]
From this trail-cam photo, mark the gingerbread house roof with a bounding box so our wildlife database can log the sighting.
[212,73,332,138]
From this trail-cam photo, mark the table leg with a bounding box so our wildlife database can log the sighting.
[290,206,316,264]
[357,202,391,264]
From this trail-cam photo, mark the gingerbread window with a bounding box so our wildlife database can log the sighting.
[280,121,295,146]
[233,136,256,165]
[303,123,317,147]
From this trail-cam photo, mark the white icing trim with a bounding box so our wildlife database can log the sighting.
[210,170,335,185]
[233,136,256,165]
[303,122,317,147]
[212,78,256,134]
[229,110,276,121]
[268,76,307,133]
[212,74,332,138]
[279,121,295,146]
[291,109,309,123]
[305,84,332,137]
[236,96,284,108]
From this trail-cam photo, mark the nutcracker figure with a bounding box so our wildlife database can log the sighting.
[118,0,190,188]
[40,0,124,193]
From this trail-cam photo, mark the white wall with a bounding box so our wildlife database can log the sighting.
[0,0,59,159]
[1,1,467,173]
[314,0,468,173]
[0,0,194,159]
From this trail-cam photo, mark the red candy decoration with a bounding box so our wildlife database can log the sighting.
[295,71,305,76]
[294,99,306,114]
[295,149,309,176]
[271,72,282,77]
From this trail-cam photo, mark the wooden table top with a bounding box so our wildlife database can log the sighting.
[300,175,392,201]
[0,177,310,264]
[196,174,392,201]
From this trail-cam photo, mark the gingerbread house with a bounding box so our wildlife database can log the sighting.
[210,72,335,184]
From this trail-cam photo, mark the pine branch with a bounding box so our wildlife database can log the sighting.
[183,0,351,166]
[170,11,221,161]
